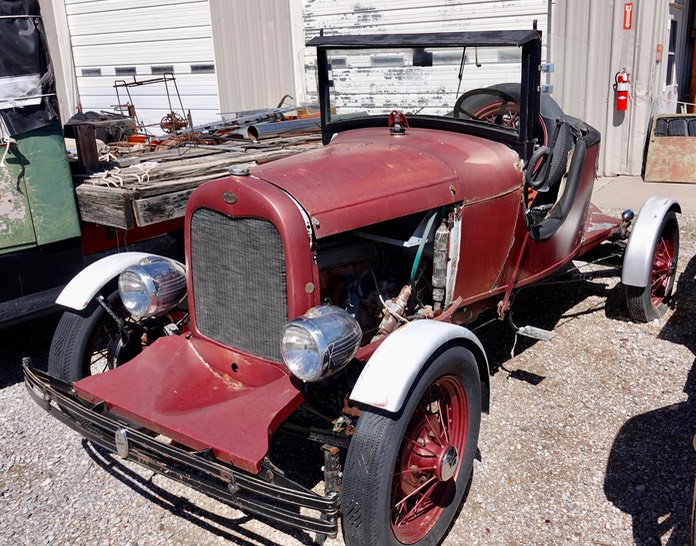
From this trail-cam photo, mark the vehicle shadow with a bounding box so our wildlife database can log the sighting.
[474,269,619,373]
[84,440,319,546]
[603,253,696,545]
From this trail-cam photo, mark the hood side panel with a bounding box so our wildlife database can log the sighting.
[253,127,522,237]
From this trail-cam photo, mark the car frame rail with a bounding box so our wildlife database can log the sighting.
[23,358,339,537]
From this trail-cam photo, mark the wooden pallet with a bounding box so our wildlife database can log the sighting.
[75,135,322,229]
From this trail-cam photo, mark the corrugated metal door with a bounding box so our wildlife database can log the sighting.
[65,0,220,131]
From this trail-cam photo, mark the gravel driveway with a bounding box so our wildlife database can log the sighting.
[2,214,695,546]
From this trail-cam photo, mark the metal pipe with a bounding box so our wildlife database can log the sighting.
[247,118,322,141]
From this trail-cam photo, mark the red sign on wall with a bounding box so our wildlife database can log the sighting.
[623,2,634,30]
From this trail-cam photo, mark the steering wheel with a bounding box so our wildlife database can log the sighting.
[453,88,520,129]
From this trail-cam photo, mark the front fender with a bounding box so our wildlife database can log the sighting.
[622,196,681,287]
[56,252,179,311]
[349,320,490,414]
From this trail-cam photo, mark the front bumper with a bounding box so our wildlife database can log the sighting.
[23,360,338,537]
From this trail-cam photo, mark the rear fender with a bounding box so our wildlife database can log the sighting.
[56,252,181,311]
[349,320,490,414]
[622,197,681,287]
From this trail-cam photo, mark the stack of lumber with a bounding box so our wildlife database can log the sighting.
[74,134,322,229]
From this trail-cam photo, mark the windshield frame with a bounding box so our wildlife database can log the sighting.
[308,30,542,160]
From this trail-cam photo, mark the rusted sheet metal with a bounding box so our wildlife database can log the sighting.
[644,114,696,184]
[253,126,523,238]
[73,335,304,474]
[0,122,81,251]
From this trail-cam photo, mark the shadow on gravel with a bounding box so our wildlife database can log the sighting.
[84,441,318,546]
[603,370,696,545]
[474,270,620,374]
[604,254,696,545]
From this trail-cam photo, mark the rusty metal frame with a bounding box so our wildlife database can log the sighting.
[23,360,339,537]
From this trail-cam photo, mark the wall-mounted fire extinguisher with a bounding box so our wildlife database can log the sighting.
[614,69,630,111]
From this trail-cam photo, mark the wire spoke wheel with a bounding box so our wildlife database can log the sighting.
[625,211,679,322]
[472,101,520,129]
[391,377,468,543]
[49,289,143,384]
[342,346,481,546]
[649,231,677,308]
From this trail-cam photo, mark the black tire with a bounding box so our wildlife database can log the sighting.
[341,346,481,546]
[625,211,679,322]
[48,289,140,383]
[654,118,669,137]
[668,118,688,136]
[454,85,571,191]
[688,119,696,137]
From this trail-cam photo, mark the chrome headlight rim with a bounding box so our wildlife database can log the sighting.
[118,257,187,320]
[281,305,362,383]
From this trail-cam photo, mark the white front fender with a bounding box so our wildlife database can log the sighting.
[349,320,490,413]
[622,196,680,287]
[56,252,178,311]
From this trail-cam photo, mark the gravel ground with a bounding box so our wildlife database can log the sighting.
[1,215,695,546]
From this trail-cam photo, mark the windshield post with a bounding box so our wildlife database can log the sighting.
[316,46,332,145]
[520,32,543,160]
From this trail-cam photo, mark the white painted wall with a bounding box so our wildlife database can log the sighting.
[551,0,673,176]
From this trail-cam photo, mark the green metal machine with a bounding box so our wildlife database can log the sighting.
[0,1,84,325]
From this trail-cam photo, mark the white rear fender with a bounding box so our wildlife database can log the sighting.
[56,252,181,311]
[350,320,490,414]
[622,197,681,287]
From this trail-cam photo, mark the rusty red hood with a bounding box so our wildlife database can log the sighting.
[252,127,523,237]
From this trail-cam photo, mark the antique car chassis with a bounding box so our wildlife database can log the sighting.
[23,27,680,546]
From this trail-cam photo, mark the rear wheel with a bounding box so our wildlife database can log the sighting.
[625,211,679,322]
[341,347,481,546]
[48,289,142,383]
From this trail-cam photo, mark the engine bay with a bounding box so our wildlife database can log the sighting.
[316,208,454,343]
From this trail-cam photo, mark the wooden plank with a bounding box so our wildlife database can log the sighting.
[74,124,100,173]
[75,184,135,229]
[132,188,197,226]
[73,135,323,229]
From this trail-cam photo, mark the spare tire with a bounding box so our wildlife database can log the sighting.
[454,84,572,190]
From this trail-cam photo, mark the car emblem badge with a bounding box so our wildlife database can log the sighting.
[222,191,238,204]
[115,428,130,459]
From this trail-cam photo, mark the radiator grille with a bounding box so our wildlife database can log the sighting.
[190,209,287,361]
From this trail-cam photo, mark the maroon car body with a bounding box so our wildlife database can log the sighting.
[25,29,679,546]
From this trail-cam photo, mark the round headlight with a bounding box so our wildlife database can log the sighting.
[281,305,362,382]
[118,257,186,319]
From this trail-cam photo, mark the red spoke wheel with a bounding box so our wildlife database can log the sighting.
[471,100,520,129]
[342,347,481,546]
[626,211,679,322]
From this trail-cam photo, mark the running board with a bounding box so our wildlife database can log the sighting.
[508,313,556,341]
[515,324,556,341]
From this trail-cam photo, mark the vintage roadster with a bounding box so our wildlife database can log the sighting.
[25,29,679,546]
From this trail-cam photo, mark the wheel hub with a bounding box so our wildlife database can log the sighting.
[390,375,469,544]
[437,445,459,482]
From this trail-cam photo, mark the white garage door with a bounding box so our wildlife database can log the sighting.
[66,0,220,133]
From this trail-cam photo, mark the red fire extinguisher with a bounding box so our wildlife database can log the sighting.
[614,69,630,111]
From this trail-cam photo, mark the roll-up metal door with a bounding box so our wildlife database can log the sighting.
[65,0,220,130]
